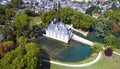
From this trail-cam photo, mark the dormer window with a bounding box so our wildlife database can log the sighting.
[55,26,58,31]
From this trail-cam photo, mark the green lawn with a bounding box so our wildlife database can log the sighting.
[50,52,120,69]
[30,17,42,26]
[115,49,120,53]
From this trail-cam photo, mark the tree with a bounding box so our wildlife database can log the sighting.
[111,3,117,11]
[11,0,23,7]
[114,38,120,49]
[59,7,74,24]
[113,10,120,22]
[24,8,36,16]
[72,11,95,31]
[94,20,113,37]
[72,12,83,29]
[103,10,113,20]
[46,10,57,25]
[0,42,41,69]
[80,14,95,30]
[86,6,101,15]
[104,34,116,45]
[91,42,103,53]
[0,4,6,19]
[0,41,15,58]
[1,23,16,41]
[17,36,28,46]
[117,0,120,2]
[104,48,113,56]
[13,13,30,37]
[41,11,48,24]
[5,8,15,20]
[41,10,58,26]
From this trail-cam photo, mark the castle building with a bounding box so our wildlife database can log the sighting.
[45,19,73,43]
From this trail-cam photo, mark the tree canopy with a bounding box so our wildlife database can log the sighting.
[11,0,23,7]
[0,41,15,58]
[59,7,74,24]
[0,42,41,69]
[91,42,103,53]
[13,13,30,37]
[72,12,95,31]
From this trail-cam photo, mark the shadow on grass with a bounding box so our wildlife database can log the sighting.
[41,49,51,69]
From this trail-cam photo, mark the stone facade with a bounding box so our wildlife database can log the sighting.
[45,19,72,43]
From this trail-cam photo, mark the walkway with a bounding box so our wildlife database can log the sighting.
[72,34,94,46]
[113,52,120,56]
[43,51,102,67]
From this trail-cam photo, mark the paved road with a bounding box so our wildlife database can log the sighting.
[43,51,102,67]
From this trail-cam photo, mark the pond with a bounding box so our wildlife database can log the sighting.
[59,44,91,62]
[38,36,91,62]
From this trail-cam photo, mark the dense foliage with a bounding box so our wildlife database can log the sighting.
[0,42,41,69]
[0,41,15,58]
[11,0,23,7]
[94,20,113,37]
[86,5,101,15]
[59,7,74,24]
[0,4,15,20]
[40,7,95,31]
[72,12,95,30]
[91,42,103,53]
[24,8,37,17]
[13,13,32,37]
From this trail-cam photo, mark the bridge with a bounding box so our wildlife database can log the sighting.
[72,34,94,46]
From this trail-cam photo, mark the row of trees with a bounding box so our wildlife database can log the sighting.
[72,12,95,30]
[40,7,96,31]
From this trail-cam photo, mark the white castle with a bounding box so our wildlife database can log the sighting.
[45,19,73,43]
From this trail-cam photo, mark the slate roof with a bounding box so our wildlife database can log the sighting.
[47,19,72,35]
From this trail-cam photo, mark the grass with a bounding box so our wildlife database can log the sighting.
[30,17,42,26]
[50,52,120,69]
[115,49,120,53]
[32,17,42,23]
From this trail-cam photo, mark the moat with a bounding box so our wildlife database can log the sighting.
[38,36,91,62]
